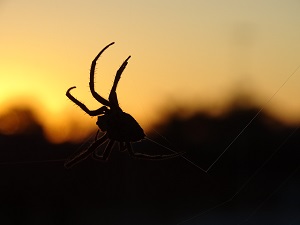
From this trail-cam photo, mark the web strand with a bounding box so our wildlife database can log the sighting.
[206,64,300,172]
[145,136,207,173]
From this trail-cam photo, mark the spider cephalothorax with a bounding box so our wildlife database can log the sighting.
[64,42,183,168]
[96,110,145,142]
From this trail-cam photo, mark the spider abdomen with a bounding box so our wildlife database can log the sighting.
[97,111,145,142]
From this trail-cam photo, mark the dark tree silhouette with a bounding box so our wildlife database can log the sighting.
[0,104,299,225]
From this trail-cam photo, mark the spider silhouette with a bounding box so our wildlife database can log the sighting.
[64,42,184,168]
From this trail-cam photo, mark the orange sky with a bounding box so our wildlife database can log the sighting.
[1,1,300,143]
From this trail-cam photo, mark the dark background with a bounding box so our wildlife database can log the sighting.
[0,104,299,225]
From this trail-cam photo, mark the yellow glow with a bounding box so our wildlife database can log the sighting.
[1,1,300,143]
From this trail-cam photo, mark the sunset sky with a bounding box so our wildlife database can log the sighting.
[1,0,300,143]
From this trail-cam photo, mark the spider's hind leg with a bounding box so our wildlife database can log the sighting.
[119,142,127,152]
[64,133,109,169]
[126,143,185,160]
[93,139,115,161]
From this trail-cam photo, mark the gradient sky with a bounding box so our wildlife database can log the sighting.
[1,0,300,143]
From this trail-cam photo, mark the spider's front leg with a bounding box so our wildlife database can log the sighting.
[89,42,114,106]
[66,87,107,116]
[108,56,131,108]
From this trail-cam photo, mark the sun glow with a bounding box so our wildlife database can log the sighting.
[1,1,300,143]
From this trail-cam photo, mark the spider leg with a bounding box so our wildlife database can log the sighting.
[118,142,126,152]
[92,139,115,161]
[64,133,109,169]
[109,56,131,108]
[66,87,107,116]
[126,142,185,160]
[89,42,115,106]
[94,129,100,141]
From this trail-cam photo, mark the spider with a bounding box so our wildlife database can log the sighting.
[64,42,184,168]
